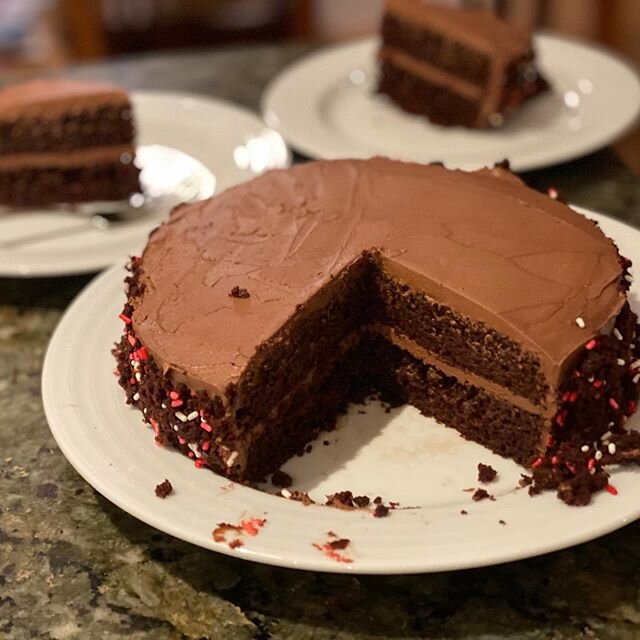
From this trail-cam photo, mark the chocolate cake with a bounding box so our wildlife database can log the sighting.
[114,158,640,505]
[0,79,140,206]
[378,0,548,128]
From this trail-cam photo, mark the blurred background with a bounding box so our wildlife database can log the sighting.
[0,0,638,169]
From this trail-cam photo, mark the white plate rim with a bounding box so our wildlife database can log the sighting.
[261,33,640,171]
[42,206,640,575]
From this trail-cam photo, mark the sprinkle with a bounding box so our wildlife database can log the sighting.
[546,435,555,448]
[601,430,612,441]
[566,462,576,474]
[608,442,617,455]
[201,441,211,451]
[628,400,638,414]
[281,489,292,499]
[194,459,207,468]
[551,456,559,465]
[132,392,140,401]
[161,403,167,409]
[169,391,180,400]
[608,421,614,427]
[132,347,149,361]
[188,451,195,458]
[188,442,200,457]
[175,411,188,422]
[631,359,640,370]
[135,372,142,382]
[595,450,603,461]
[609,398,620,411]
[633,374,640,384]
[589,467,596,475]
[200,422,213,433]
[173,425,179,432]
[178,436,186,445]
[580,445,589,453]
[575,317,586,329]
[129,377,136,385]
[613,328,623,341]
[241,518,266,536]
[547,187,558,199]
[587,458,595,470]
[617,358,626,366]
[171,399,183,408]
[127,334,137,346]
[531,457,543,469]
[593,380,603,389]
[226,451,239,468]
[143,407,147,414]
[625,274,634,282]
[118,313,132,324]
[187,411,199,421]
[606,484,618,496]
[585,339,597,350]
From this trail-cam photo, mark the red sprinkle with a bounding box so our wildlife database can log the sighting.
[547,187,558,199]
[546,435,555,448]
[150,418,159,435]
[194,459,207,468]
[551,456,559,465]
[609,398,620,411]
[178,436,186,445]
[312,542,353,564]
[592,380,603,389]
[132,347,149,361]
[201,441,211,451]
[606,484,618,496]
[118,313,132,325]
[200,422,213,433]
[241,518,266,537]
[129,377,136,385]
[566,462,576,474]
[628,400,638,415]
[588,458,595,470]
[127,334,137,347]
[188,451,195,459]
[585,339,597,350]
[169,391,180,400]
[532,457,543,469]
[171,399,184,408]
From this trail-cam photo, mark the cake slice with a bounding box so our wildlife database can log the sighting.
[0,79,140,207]
[378,0,548,128]
[114,159,640,505]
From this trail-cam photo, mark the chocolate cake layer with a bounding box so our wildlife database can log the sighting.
[378,0,548,127]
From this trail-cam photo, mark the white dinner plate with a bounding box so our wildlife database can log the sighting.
[0,91,290,278]
[43,207,640,574]
[262,34,640,170]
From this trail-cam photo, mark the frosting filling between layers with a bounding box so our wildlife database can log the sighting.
[0,145,136,170]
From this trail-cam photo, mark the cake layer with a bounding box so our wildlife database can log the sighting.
[0,104,134,155]
[0,145,136,170]
[0,160,140,207]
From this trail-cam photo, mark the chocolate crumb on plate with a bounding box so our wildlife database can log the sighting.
[271,469,293,488]
[373,496,382,504]
[278,489,315,505]
[229,539,244,549]
[154,479,173,498]
[472,488,495,502]
[477,463,498,483]
[519,474,533,487]
[373,504,390,518]
[328,538,351,550]
[460,509,468,515]
[499,519,507,525]
[229,286,250,299]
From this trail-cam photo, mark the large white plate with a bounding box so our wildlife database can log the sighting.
[0,92,290,278]
[43,207,640,574]
[262,34,640,170]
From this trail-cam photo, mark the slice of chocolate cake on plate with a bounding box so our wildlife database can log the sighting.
[114,159,640,505]
[379,0,548,127]
[0,79,140,207]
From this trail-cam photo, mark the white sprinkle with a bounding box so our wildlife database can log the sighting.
[580,445,589,452]
[588,376,595,383]
[173,425,179,432]
[135,372,142,382]
[608,421,614,427]
[589,467,596,475]
[188,442,201,458]
[631,359,640,369]
[631,344,636,349]
[226,451,239,468]
[613,328,623,341]
[601,430,612,441]
[143,407,147,414]
[617,358,626,366]
[608,442,617,455]
[281,489,292,499]
[132,392,140,401]
[161,403,167,409]
[175,411,188,423]
[595,450,603,461]
[575,317,586,329]
[187,411,199,421]
[633,373,640,385]
[625,274,634,282]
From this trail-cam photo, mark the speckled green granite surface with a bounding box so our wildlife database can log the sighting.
[1,45,640,640]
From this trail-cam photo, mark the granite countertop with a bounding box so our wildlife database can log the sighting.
[1,45,640,640]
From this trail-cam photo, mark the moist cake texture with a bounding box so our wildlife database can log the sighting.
[378,0,548,128]
[0,79,139,206]
[114,158,640,505]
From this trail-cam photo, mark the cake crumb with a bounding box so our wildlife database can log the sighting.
[353,495,370,508]
[313,537,353,563]
[328,538,350,550]
[373,504,390,518]
[271,469,293,488]
[373,496,382,504]
[212,517,266,547]
[518,474,533,487]
[477,463,498,483]
[278,489,315,506]
[229,539,244,549]
[460,509,468,515]
[154,479,173,498]
[498,519,507,526]
[472,488,495,502]
[229,286,250,299]
[323,440,330,446]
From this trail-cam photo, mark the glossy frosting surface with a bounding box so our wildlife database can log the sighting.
[132,159,624,392]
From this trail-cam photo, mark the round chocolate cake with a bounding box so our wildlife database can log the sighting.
[114,159,640,504]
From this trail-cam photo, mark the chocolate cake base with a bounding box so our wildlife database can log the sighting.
[0,160,140,207]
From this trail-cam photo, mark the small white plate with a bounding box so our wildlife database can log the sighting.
[0,91,290,277]
[262,34,640,170]
[43,207,640,574]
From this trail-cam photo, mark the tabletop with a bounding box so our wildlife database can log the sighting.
[1,44,640,640]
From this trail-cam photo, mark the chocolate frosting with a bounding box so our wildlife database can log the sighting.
[132,159,625,397]
[0,79,129,121]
